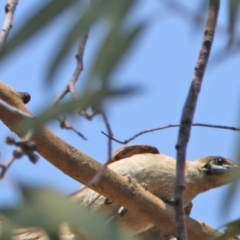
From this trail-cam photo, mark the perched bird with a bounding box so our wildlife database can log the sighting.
[72,145,237,238]
[2,145,237,240]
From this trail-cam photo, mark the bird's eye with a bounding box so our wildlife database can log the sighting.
[214,158,225,165]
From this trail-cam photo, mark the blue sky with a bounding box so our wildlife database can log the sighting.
[0,0,240,233]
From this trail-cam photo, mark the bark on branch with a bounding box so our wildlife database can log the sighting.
[0,82,232,240]
[175,1,220,239]
[0,0,18,50]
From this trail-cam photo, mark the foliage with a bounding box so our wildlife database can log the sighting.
[0,0,240,239]
[0,186,137,240]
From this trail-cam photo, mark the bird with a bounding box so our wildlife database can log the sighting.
[2,145,237,240]
[71,144,237,239]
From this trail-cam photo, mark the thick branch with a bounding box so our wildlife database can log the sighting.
[0,81,231,240]
[174,1,220,239]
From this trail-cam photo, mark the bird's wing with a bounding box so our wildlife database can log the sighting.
[111,144,159,162]
[72,144,161,208]
[72,145,159,207]
[71,145,163,235]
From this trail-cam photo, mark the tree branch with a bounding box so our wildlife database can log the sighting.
[0,0,18,50]
[53,33,89,139]
[101,123,240,144]
[175,1,220,240]
[53,33,88,105]
[0,81,233,240]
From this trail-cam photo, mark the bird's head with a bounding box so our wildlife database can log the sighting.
[197,156,238,190]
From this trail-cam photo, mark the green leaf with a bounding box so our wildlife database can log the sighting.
[221,107,240,213]
[91,23,145,84]
[214,219,240,240]
[46,18,89,83]
[227,0,240,47]
[1,187,138,240]
[47,0,135,82]
[0,1,76,60]
[0,215,12,240]
[18,86,138,134]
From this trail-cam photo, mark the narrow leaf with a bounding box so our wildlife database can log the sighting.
[227,0,240,47]
[18,86,137,133]
[0,1,76,60]
[1,187,138,240]
[47,0,135,82]
[91,23,145,81]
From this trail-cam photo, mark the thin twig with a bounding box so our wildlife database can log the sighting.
[101,112,113,161]
[88,112,113,186]
[79,110,99,120]
[0,135,39,179]
[102,123,240,144]
[68,34,88,99]
[53,88,68,105]
[0,155,15,179]
[174,1,220,240]
[0,0,18,50]
[60,117,87,140]
[53,33,89,138]
[53,33,88,105]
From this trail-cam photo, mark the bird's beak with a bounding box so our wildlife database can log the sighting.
[207,162,238,175]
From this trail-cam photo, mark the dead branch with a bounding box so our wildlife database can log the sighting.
[101,112,113,161]
[101,123,240,144]
[53,33,89,139]
[0,0,18,50]
[59,117,87,140]
[88,112,113,187]
[53,33,88,105]
[174,1,220,240]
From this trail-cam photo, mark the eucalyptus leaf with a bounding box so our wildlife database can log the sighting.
[91,23,145,83]
[47,0,136,82]
[213,219,240,240]
[1,187,137,240]
[227,0,240,47]
[0,215,12,240]
[19,86,138,133]
[0,1,76,60]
